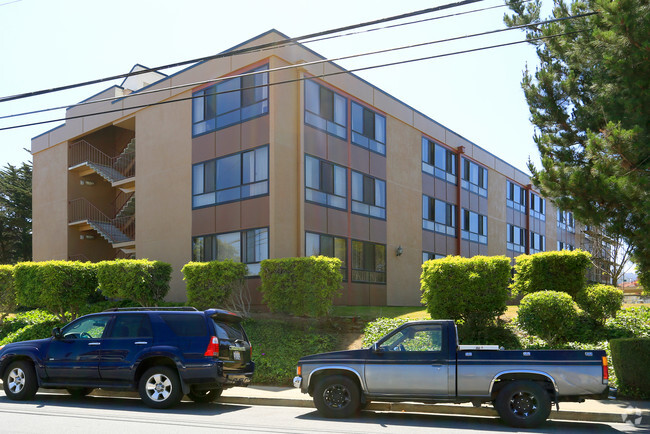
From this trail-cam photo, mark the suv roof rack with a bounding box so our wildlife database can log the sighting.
[103,307,199,312]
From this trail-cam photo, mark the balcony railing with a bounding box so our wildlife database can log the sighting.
[69,198,135,245]
[69,139,135,179]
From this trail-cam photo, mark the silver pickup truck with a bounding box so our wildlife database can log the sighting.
[293,320,611,428]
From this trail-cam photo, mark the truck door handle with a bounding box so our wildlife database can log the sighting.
[88,342,100,346]
[135,342,148,345]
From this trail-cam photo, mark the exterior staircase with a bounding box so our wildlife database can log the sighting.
[69,138,135,184]
[116,194,135,219]
[88,220,132,245]
[69,198,134,247]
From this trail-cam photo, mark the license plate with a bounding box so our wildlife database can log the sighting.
[233,351,241,360]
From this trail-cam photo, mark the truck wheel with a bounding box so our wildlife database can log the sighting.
[495,381,551,428]
[138,366,183,409]
[3,360,38,401]
[188,387,222,403]
[313,375,360,418]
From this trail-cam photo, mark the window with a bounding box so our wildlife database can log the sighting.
[62,315,110,339]
[506,180,526,213]
[109,315,153,338]
[422,138,457,184]
[305,155,347,210]
[530,232,546,254]
[192,65,269,136]
[351,240,386,283]
[160,314,207,337]
[306,232,347,280]
[530,193,546,221]
[192,227,269,275]
[507,223,526,253]
[351,171,386,219]
[192,146,268,208]
[422,195,456,236]
[461,209,488,244]
[423,252,444,263]
[305,80,347,139]
[557,210,575,233]
[351,101,386,154]
[557,241,575,251]
[380,324,443,352]
[461,158,488,197]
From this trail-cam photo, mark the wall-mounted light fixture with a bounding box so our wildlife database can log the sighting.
[80,179,95,186]
[395,245,403,256]
[80,234,95,240]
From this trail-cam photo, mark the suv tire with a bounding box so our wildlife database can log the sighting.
[139,366,183,409]
[495,380,552,428]
[3,360,38,401]
[313,375,360,418]
[188,388,223,403]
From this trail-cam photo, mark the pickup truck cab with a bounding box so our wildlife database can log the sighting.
[294,320,610,428]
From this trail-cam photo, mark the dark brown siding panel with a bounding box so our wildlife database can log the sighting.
[192,207,216,236]
[304,202,328,233]
[422,229,436,253]
[348,283,369,305]
[328,135,348,167]
[350,145,369,173]
[369,218,387,244]
[351,214,370,241]
[192,132,216,164]
[368,152,386,180]
[215,124,242,158]
[327,208,348,238]
[241,116,270,150]
[446,182,457,204]
[214,202,241,233]
[422,176,435,198]
[369,285,387,306]
[241,196,270,229]
[304,126,328,160]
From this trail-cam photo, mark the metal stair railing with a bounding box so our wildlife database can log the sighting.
[69,198,134,245]
[69,139,136,179]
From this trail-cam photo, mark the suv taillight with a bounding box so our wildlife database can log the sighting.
[204,336,219,357]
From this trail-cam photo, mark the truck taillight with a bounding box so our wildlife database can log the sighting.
[204,336,219,357]
[602,356,609,381]
[250,342,253,358]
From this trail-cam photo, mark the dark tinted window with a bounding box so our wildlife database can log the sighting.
[109,314,152,338]
[160,314,207,337]
[212,319,247,341]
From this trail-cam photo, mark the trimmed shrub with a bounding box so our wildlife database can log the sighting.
[511,250,592,298]
[259,256,342,317]
[420,255,511,330]
[0,265,16,324]
[610,338,650,399]
[13,261,98,320]
[517,291,579,346]
[0,310,64,345]
[182,260,248,311]
[577,284,624,325]
[605,306,650,339]
[96,259,171,307]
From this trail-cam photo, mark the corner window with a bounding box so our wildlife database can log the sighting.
[305,80,347,140]
[422,138,457,184]
[461,209,488,244]
[530,232,546,254]
[305,155,347,210]
[191,227,269,275]
[423,252,444,263]
[530,193,546,221]
[507,223,526,253]
[506,181,526,213]
[192,65,269,136]
[351,171,386,219]
[557,210,575,233]
[351,102,386,155]
[192,146,268,208]
[422,195,456,236]
[461,158,488,197]
[351,240,386,283]
[305,232,347,280]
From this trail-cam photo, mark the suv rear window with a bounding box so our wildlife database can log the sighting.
[212,319,246,341]
[160,314,207,337]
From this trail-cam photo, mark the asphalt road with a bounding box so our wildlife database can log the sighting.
[0,391,647,434]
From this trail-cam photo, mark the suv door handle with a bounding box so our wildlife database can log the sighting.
[135,342,148,345]
[88,342,100,346]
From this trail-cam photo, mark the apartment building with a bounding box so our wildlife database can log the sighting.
[31,30,595,306]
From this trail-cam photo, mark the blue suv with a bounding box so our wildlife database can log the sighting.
[0,307,254,408]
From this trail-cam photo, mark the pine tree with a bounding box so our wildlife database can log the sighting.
[0,162,32,263]
[505,0,650,291]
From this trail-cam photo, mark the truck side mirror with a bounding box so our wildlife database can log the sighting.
[372,343,383,353]
[52,327,62,339]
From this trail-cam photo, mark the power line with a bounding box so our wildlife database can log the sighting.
[0,30,588,133]
[0,0,488,103]
[0,11,596,121]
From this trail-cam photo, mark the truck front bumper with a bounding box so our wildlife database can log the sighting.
[293,376,302,389]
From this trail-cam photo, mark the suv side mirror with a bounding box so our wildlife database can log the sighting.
[52,327,62,339]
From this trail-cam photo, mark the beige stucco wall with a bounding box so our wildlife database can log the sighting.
[488,171,508,256]
[32,143,69,261]
[134,94,192,301]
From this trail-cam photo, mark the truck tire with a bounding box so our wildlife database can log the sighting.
[138,366,183,409]
[313,375,360,418]
[3,360,38,401]
[495,380,552,428]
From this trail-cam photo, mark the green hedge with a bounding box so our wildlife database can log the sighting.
[517,291,579,346]
[97,259,171,307]
[13,261,98,319]
[511,250,592,298]
[420,255,511,330]
[610,338,650,399]
[259,256,342,317]
[0,310,65,345]
[182,260,247,310]
[577,284,624,325]
[0,265,16,323]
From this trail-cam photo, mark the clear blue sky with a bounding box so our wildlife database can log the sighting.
[0,0,541,173]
